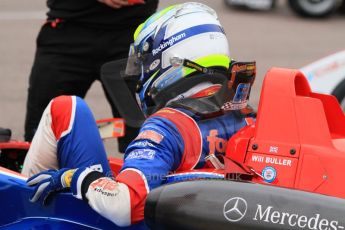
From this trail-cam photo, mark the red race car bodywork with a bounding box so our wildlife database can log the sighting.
[227,67,345,199]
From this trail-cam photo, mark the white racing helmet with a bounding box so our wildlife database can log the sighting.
[126,2,231,116]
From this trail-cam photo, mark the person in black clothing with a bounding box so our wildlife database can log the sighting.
[24,0,158,152]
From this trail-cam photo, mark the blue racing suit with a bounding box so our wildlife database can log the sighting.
[22,95,249,227]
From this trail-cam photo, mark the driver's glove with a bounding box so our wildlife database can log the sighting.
[27,166,104,205]
[27,168,75,205]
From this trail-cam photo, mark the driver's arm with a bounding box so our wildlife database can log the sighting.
[78,116,184,226]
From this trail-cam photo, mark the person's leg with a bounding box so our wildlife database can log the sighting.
[24,25,60,141]
[22,95,111,177]
[22,99,59,176]
[24,23,95,142]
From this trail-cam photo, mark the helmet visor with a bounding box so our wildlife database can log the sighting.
[124,43,142,77]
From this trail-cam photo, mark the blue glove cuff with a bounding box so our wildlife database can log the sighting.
[71,167,104,201]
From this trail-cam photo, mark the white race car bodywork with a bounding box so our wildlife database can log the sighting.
[301,50,345,95]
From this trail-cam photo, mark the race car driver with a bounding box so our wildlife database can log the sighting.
[23,2,256,227]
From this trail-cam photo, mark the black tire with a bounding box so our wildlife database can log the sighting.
[288,0,340,18]
[331,78,345,111]
[224,0,276,10]
[339,0,345,13]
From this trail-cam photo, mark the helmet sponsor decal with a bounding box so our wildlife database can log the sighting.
[151,24,225,56]
[151,67,183,93]
[152,32,186,56]
[149,59,161,71]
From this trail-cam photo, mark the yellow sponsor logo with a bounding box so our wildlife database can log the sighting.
[63,169,76,188]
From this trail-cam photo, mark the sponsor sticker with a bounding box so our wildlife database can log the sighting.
[131,141,155,148]
[135,130,164,144]
[262,166,276,183]
[152,32,186,55]
[152,67,183,92]
[223,196,345,230]
[223,197,248,222]
[253,205,345,230]
[89,178,119,197]
[149,59,160,71]
[62,169,76,187]
[207,129,227,154]
[127,149,156,160]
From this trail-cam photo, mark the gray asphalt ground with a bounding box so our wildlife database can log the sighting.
[1,0,345,156]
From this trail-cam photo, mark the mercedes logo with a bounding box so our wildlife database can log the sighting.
[223,197,248,222]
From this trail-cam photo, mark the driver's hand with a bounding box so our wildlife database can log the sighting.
[27,168,75,205]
